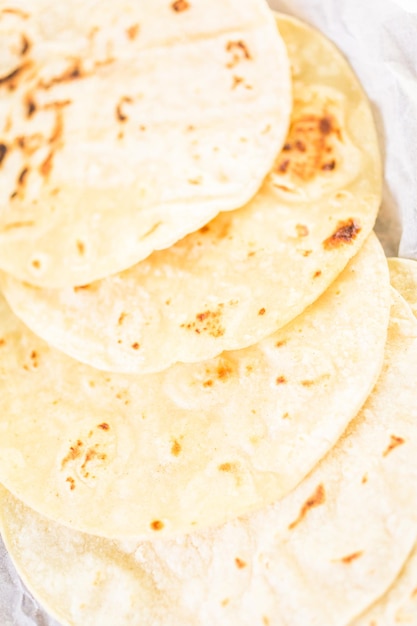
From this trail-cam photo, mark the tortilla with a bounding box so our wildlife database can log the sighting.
[0,288,414,626]
[388,257,417,319]
[0,14,383,373]
[0,0,291,288]
[351,542,417,625]
[0,234,389,538]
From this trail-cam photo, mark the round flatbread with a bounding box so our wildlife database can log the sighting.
[388,257,417,319]
[0,14,383,373]
[351,542,417,625]
[0,289,415,626]
[0,234,390,538]
[0,0,291,287]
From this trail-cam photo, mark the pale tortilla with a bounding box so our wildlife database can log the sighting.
[0,0,291,287]
[388,257,417,319]
[0,14,383,373]
[0,235,390,538]
[351,543,417,625]
[0,289,415,626]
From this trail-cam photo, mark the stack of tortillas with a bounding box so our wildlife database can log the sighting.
[0,1,416,624]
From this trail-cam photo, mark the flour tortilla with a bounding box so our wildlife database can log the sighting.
[0,14,383,373]
[351,543,417,625]
[388,257,417,319]
[0,0,291,288]
[0,289,414,626]
[0,235,389,538]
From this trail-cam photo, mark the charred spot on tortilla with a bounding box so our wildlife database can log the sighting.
[115,96,133,123]
[0,144,8,166]
[126,24,140,40]
[235,557,247,569]
[171,0,190,12]
[273,109,343,182]
[339,551,363,564]
[181,307,225,337]
[323,219,361,249]
[65,477,76,490]
[383,435,405,457]
[24,92,37,117]
[288,484,326,530]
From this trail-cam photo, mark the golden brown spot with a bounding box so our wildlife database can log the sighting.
[235,557,247,569]
[118,312,127,325]
[76,240,85,255]
[221,598,230,607]
[276,375,287,384]
[296,224,309,237]
[74,284,91,292]
[362,474,368,484]
[80,446,107,477]
[39,150,54,178]
[288,484,326,530]
[302,250,312,257]
[181,307,225,338]
[2,8,30,18]
[31,259,41,269]
[278,159,290,173]
[218,462,236,472]
[226,40,252,68]
[188,177,202,185]
[150,520,164,531]
[282,412,290,419]
[15,133,43,155]
[203,379,213,388]
[47,102,70,144]
[0,339,5,347]
[0,143,7,165]
[323,219,361,250]
[411,587,417,598]
[131,342,140,350]
[0,64,27,89]
[322,159,336,171]
[263,618,270,626]
[258,307,266,316]
[383,435,405,457]
[171,0,190,11]
[313,270,322,278]
[319,116,333,135]
[98,423,110,431]
[126,23,140,40]
[216,362,233,380]
[17,166,29,187]
[61,440,84,467]
[3,221,35,232]
[171,440,181,456]
[116,96,133,122]
[274,110,341,183]
[20,34,31,56]
[39,61,82,89]
[339,551,363,564]
[275,340,286,348]
[66,477,76,490]
[29,350,38,368]
[232,75,244,89]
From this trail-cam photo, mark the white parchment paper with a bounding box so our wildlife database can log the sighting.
[1,1,417,624]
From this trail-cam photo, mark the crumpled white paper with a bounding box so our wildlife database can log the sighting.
[1,0,417,624]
